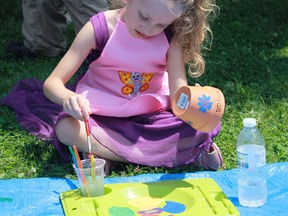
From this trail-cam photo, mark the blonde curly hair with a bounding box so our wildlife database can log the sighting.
[172,0,218,78]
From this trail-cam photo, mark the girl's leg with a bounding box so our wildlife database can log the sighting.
[55,116,127,162]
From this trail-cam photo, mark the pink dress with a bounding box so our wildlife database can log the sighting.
[72,12,221,167]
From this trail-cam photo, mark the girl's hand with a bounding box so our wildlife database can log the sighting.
[63,94,91,121]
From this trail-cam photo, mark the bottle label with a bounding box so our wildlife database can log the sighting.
[237,145,266,169]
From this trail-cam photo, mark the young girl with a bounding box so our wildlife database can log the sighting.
[44,0,223,171]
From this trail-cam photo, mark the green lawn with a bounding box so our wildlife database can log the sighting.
[0,0,287,179]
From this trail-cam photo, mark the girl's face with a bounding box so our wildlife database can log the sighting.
[124,0,182,38]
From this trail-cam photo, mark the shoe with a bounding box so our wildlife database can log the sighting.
[194,143,223,171]
[6,42,37,58]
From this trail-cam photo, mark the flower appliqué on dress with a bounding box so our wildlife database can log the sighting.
[197,94,213,113]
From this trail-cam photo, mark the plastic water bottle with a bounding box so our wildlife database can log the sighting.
[236,118,267,207]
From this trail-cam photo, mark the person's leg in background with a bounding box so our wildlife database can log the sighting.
[7,0,67,57]
[6,0,109,58]
[24,0,67,56]
[64,0,109,34]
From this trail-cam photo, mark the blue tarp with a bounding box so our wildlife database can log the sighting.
[1,162,287,215]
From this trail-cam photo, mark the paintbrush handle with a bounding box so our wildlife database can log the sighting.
[71,145,90,197]
[84,119,90,136]
[84,119,92,155]
[91,155,96,181]
[72,145,91,197]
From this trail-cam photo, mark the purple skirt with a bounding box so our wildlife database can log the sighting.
[2,78,220,167]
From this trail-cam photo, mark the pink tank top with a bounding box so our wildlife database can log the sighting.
[76,12,171,117]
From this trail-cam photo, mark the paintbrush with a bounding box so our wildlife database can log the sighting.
[84,119,95,181]
[84,119,92,155]
[72,145,90,197]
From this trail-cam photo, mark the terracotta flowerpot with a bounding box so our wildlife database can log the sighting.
[172,85,225,132]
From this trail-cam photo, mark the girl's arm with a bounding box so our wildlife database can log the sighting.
[43,21,96,120]
[167,38,188,103]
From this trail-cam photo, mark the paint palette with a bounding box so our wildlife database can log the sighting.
[60,178,240,216]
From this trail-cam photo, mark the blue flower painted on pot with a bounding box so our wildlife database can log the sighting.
[197,94,213,113]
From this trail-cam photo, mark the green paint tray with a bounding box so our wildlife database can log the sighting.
[60,178,240,216]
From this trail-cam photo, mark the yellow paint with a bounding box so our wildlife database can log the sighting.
[127,197,165,210]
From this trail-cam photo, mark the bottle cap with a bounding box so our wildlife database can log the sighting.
[243,118,257,127]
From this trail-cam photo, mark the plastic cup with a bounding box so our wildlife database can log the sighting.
[172,85,225,132]
[73,158,106,197]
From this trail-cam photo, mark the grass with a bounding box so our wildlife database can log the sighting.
[0,0,287,179]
